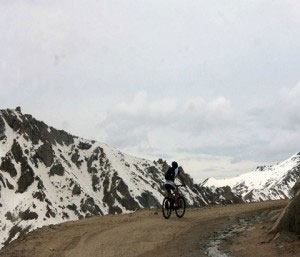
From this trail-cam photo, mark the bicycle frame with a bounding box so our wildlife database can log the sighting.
[162,185,186,219]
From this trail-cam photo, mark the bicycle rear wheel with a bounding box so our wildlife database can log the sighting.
[175,196,186,218]
[162,197,172,219]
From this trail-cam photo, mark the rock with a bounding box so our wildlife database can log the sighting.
[291,178,300,197]
[217,186,244,204]
[136,191,161,208]
[32,191,46,202]
[78,142,92,150]
[45,204,56,218]
[271,188,300,234]
[11,140,23,163]
[0,174,5,188]
[86,148,100,174]
[81,197,103,216]
[4,225,31,246]
[71,150,80,165]
[5,212,16,221]
[49,127,74,146]
[0,116,6,139]
[19,209,38,220]
[66,204,76,211]
[102,173,140,214]
[49,163,64,176]
[6,179,14,190]
[0,157,17,177]
[17,160,34,193]
[2,109,22,132]
[34,143,55,167]
[72,184,81,196]
[92,174,100,191]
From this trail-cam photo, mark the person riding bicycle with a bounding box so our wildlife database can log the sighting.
[164,161,186,208]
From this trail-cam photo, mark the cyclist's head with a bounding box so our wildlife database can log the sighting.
[171,161,178,169]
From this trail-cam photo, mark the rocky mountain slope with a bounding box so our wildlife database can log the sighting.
[271,178,300,234]
[0,107,242,248]
[202,153,300,202]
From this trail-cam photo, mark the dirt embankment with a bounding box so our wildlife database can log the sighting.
[0,200,289,257]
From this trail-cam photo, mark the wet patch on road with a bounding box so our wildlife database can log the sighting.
[203,212,272,257]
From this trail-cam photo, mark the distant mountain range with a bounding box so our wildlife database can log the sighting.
[0,107,242,248]
[202,153,300,202]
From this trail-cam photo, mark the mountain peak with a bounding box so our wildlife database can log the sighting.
[15,106,21,113]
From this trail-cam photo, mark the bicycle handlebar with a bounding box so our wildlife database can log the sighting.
[175,185,186,187]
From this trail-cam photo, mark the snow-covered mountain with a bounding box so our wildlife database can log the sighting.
[0,107,242,248]
[202,153,300,202]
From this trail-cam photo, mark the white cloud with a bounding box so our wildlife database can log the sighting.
[109,91,177,123]
[98,91,235,153]
[179,96,235,134]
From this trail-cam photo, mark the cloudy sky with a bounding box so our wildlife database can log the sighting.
[1,0,300,182]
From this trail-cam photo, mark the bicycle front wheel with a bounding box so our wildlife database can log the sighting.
[175,196,186,218]
[162,197,172,219]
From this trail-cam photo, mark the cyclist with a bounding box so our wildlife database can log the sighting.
[164,161,186,208]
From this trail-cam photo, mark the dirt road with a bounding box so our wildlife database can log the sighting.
[0,200,288,257]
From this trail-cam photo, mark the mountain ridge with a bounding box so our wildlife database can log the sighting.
[0,107,242,248]
[202,153,300,202]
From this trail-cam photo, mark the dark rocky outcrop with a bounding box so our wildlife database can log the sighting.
[6,179,14,190]
[11,140,23,164]
[5,212,17,222]
[1,109,22,132]
[1,108,75,146]
[49,163,64,176]
[216,186,244,204]
[71,150,80,166]
[19,209,38,220]
[32,191,46,202]
[80,197,103,216]
[92,174,100,191]
[34,143,55,167]
[102,172,140,214]
[48,127,74,146]
[78,142,92,150]
[0,157,17,177]
[0,116,6,141]
[45,204,56,218]
[17,160,34,193]
[137,191,161,208]
[272,179,300,234]
[0,175,5,188]
[72,184,81,196]
[4,225,31,246]
[291,179,300,197]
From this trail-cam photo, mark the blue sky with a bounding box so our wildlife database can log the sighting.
[1,0,300,182]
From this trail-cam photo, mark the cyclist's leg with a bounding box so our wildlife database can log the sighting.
[165,184,172,198]
[174,186,179,206]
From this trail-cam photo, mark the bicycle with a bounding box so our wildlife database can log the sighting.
[162,185,186,219]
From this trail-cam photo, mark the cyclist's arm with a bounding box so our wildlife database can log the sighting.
[178,172,186,187]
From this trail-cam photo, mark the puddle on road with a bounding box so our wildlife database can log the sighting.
[206,238,229,257]
[204,217,260,257]
[202,209,282,257]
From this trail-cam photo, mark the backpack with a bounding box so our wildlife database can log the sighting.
[165,167,175,181]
